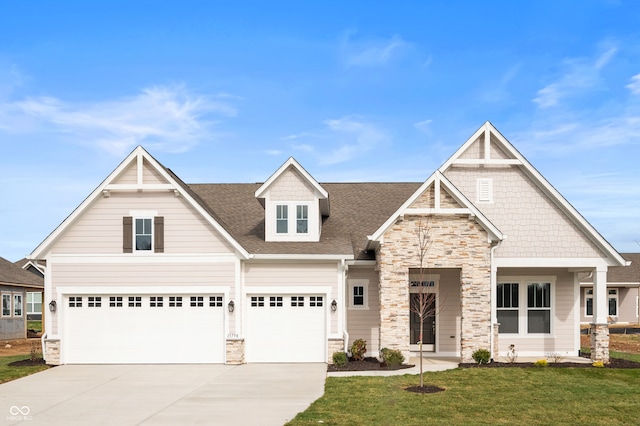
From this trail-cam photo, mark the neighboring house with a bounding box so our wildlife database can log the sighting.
[0,256,44,339]
[28,122,627,365]
[15,258,45,320]
[580,253,640,324]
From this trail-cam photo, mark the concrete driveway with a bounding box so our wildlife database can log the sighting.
[0,364,326,425]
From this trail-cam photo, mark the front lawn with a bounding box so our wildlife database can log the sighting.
[288,367,640,425]
[0,355,49,384]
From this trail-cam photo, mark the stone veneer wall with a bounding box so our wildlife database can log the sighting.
[377,215,493,363]
[226,339,245,364]
[589,324,610,363]
[327,338,345,363]
[44,339,60,365]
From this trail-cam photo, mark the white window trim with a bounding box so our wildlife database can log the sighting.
[584,287,593,317]
[265,201,319,242]
[1,292,11,318]
[129,210,157,253]
[608,288,618,317]
[27,292,42,315]
[497,276,555,336]
[348,279,369,310]
[13,292,23,318]
[476,178,493,203]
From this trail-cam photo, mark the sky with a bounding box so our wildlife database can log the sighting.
[0,1,639,262]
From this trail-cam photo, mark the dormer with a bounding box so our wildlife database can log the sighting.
[255,158,329,242]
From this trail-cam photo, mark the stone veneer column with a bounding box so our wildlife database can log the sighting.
[327,338,345,363]
[225,339,245,364]
[44,339,61,365]
[377,216,493,363]
[590,324,610,364]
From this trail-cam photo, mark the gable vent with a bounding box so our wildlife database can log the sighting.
[477,178,493,203]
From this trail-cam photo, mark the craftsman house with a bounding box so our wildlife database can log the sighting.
[29,122,627,365]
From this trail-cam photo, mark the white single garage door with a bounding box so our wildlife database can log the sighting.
[63,294,225,364]
[246,294,326,363]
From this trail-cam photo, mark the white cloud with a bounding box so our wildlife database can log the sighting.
[343,34,406,68]
[289,115,387,165]
[0,85,237,156]
[627,73,640,95]
[533,45,617,109]
[414,119,432,134]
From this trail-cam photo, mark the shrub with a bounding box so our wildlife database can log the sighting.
[547,352,564,363]
[351,339,367,361]
[332,351,348,367]
[592,360,605,368]
[30,342,40,362]
[534,359,548,367]
[506,344,517,363]
[380,348,405,367]
[472,349,491,365]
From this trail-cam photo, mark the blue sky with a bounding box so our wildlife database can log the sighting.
[1,1,639,262]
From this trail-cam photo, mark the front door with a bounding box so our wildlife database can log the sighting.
[410,294,435,351]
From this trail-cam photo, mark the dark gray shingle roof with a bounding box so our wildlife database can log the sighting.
[0,257,44,288]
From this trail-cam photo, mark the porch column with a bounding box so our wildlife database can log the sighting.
[590,267,609,363]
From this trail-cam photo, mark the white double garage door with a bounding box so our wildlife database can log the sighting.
[63,292,326,364]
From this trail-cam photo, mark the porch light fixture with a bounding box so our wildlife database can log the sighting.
[331,299,337,312]
[49,300,57,312]
[228,300,235,313]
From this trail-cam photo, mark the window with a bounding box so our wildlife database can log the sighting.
[353,286,364,306]
[128,296,142,307]
[296,205,308,233]
[310,296,323,307]
[27,292,42,315]
[13,294,22,317]
[209,296,222,307]
[477,178,493,203]
[527,282,551,334]
[497,283,519,333]
[150,296,163,307]
[190,296,204,307]
[269,296,283,307]
[88,296,102,307]
[135,218,152,251]
[251,296,264,307]
[276,205,288,233]
[608,289,618,316]
[291,296,304,307]
[2,294,11,317]
[585,288,593,316]
[169,296,183,307]
[109,296,123,307]
[69,296,82,308]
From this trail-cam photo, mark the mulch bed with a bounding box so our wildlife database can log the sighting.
[8,358,46,367]
[327,357,415,372]
[459,357,640,369]
[405,385,445,394]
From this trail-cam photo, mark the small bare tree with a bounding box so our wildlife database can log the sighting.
[410,219,437,388]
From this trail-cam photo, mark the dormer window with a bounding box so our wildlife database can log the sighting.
[276,205,288,234]
[297,206,308,234]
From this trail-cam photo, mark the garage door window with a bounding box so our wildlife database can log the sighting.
[310,296,323,307]
[169,296,183,307]
[269,296,283,307]
[69,296,82,308]
[209,296,222,307]
[110,296,123,307]
[291,296,304,307]
[251,296,265,307]
[128,296,142,307]
[190,296,204,307]
[150,296,163,307]
[88,296,102,307]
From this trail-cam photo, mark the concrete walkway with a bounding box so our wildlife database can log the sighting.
[0,364,326,426]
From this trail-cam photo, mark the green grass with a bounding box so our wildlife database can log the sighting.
[27,320,42,332]
[581,347,640,363]
[288,368,640,425]
[0,355,49,384]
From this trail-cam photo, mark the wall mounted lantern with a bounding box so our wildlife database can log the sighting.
[331,299,337,312]
[49,300,57,312]
[228,300,235,313]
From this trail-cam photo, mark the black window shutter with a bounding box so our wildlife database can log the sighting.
[154,216,164,253]
[123,216,133,253]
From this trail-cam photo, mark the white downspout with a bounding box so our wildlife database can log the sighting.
[340,259,349,352]
[490,239,503,361]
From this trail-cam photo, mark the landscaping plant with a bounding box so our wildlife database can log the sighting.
[332,351,348,367]
[351,339,367,361]
[472,349,491,365]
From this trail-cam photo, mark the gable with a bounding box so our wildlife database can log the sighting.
[440,122,627,265]
[408,184,462,210]
[269,168,318,202]
[111,158,168,186]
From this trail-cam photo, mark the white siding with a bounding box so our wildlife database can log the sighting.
[346,267,380,355]
[51,192,235,254]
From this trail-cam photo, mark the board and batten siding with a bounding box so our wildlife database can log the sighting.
[445,167,604,259]
[48,262,235,335]
[51,192,235,255]
[244,261,340,335]
[346,266,380,355]
[496,268,576,355]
